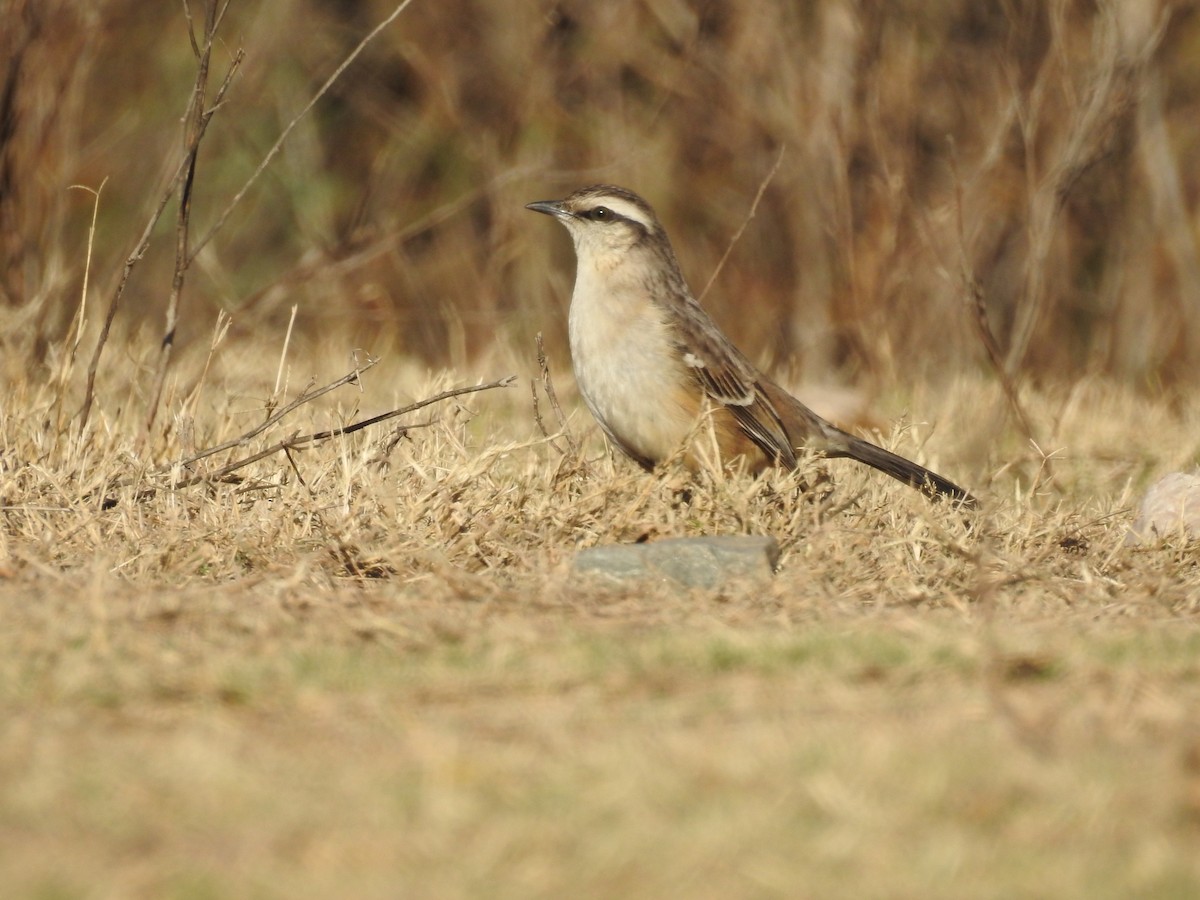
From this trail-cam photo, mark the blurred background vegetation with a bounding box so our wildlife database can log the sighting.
[3,0,1200,404]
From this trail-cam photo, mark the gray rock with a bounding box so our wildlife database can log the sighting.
[1127,472,1200,545]
[572,535,780,589]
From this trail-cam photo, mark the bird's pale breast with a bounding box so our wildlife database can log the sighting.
[568,264,700,466]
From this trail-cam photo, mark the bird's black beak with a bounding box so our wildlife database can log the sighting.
[525,200,569,218]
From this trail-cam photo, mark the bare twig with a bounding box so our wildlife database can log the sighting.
[82,0,413,431]
[80,156,189,430]
[531,331,579,457]
[144,0,219,434]
[698,145,787,302]
[948,141,1040,453]
[55,178,106,434]
[167,354,382,474]
[64,179,105,363]
[166,374,517,490]
[78,26,243,430]
[530,381,548,439]
[1004,6,1161,375]
[188,0,419,262]
[304,376,514,441]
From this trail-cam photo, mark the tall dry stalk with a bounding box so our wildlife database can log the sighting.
[1004,1,1163,377]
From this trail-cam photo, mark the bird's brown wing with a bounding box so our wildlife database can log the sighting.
[670,300,798,469]
[665,299,977,504]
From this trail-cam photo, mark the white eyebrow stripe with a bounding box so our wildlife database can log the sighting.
[592,197,654,229]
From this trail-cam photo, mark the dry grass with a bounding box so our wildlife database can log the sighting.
[4,338,1200,898]
[4,0,1200,897]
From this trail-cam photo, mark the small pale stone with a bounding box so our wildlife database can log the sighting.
[1127,472,1200,545]
[572,535,780,589]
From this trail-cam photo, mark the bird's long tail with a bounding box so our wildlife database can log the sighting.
[835,434,977,507]
[757,380,976,507]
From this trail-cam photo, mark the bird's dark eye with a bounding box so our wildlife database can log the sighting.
[589,206,610,220]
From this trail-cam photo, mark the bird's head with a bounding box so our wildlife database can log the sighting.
[526,184,668,265]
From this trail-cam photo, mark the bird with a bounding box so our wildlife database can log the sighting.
[526,184,976,507]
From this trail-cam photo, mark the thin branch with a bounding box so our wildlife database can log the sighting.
[65,178,106,362]
[698,145,786,301]
[80,157,189,430]
[948,139,1042,461]
[56,178,106,434]
[145,0,218,434]
[167,354,381,473]
[189,0,419,262]
[78,36,243,430]
[182,0,201,58]
[1005,7,1160,374]
[310,375,516,442]
[532,331,578,457]
[166,374,517,490]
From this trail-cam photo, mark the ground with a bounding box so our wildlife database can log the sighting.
[3,354,1199,899]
